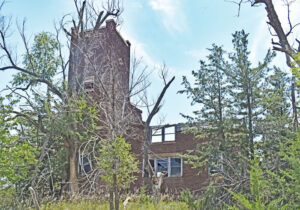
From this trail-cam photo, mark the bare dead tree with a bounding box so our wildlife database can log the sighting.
[231,0,299,61]
[141,64,175,197]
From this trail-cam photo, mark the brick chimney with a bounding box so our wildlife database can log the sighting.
[106,19,116,31]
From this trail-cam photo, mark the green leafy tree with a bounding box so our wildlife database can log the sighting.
[13,32,59,87]
[98,136,139,210]
[0,97,37,208]
[0,30,99,200]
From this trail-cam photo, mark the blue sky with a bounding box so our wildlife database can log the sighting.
[1,0,300,125]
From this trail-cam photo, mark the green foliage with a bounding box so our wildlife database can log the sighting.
[179,44,228,141]
[139,185,150,204]
[98,136,139,191]
[227,30,275,157]
[52,96,99,142]
[178,44,230,176]
[291,52,300,86]
[180,189,201,210]
[0,97,37,208]
[1,30,100,201]
[0,99,36,184]
[13,32,60,86]
[179,30,290,208]
[180,187,224,210]
[278,132,300,208]
[229,158,288,210]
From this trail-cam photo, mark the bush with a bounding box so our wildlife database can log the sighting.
[180,189,201,210]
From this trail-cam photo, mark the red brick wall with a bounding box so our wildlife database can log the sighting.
[147,129,209,194]
[68,19,130,96]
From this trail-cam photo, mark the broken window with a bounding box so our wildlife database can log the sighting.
[151,125,176,143]
[156,158,168,174]
[78,154,93,174]
[143,157,182,177]
[83,76,94,92]
[149,159,155,170]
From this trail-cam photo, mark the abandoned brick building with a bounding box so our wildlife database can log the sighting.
[68,19,209,193]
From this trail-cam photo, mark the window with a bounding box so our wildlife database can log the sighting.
[151,126,176,143]
[156,158,168,174]
[143,157,182,177]
[170,158,181,177]
[78,154,93,174]
[83,76,94,91]
[209,153,223,174]
[164,126,175,141]
[151,128,162,143]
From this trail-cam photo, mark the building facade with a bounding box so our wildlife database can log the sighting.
[69,19,209,194]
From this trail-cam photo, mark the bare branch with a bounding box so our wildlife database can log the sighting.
[146,76,175,126]
[94,11,104,30]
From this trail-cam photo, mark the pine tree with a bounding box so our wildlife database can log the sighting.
[179,44,229,171]
[227,30,275,159]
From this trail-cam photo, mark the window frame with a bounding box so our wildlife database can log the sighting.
[150,125,176,143]
[169,157,182,177]
[143,157,183,178]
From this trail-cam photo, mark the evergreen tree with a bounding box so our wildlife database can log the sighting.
[179,44,229,172]
[227,30,275,159]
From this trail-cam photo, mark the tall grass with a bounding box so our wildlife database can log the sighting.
[40,200,188,210]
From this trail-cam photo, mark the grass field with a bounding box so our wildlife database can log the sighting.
[40,200,189,210]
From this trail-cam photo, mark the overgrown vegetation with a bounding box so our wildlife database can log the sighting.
[39,200,188,210]
[0,0,300,209]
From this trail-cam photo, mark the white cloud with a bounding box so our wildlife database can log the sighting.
[132,41,158,68]
[249,17,269,63]
[149,0,187,33]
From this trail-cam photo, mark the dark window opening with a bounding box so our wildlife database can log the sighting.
[83,76,94,92]
[79,154,93,174]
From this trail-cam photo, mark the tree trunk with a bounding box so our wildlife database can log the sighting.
[247,88,254,159]
[109,189,114,210]
[253,0,294,65]
[68,144,79,196]
[143,76,175,188]
[143,125,151,178]
[291,82,298,131]
[113,173,119,210]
